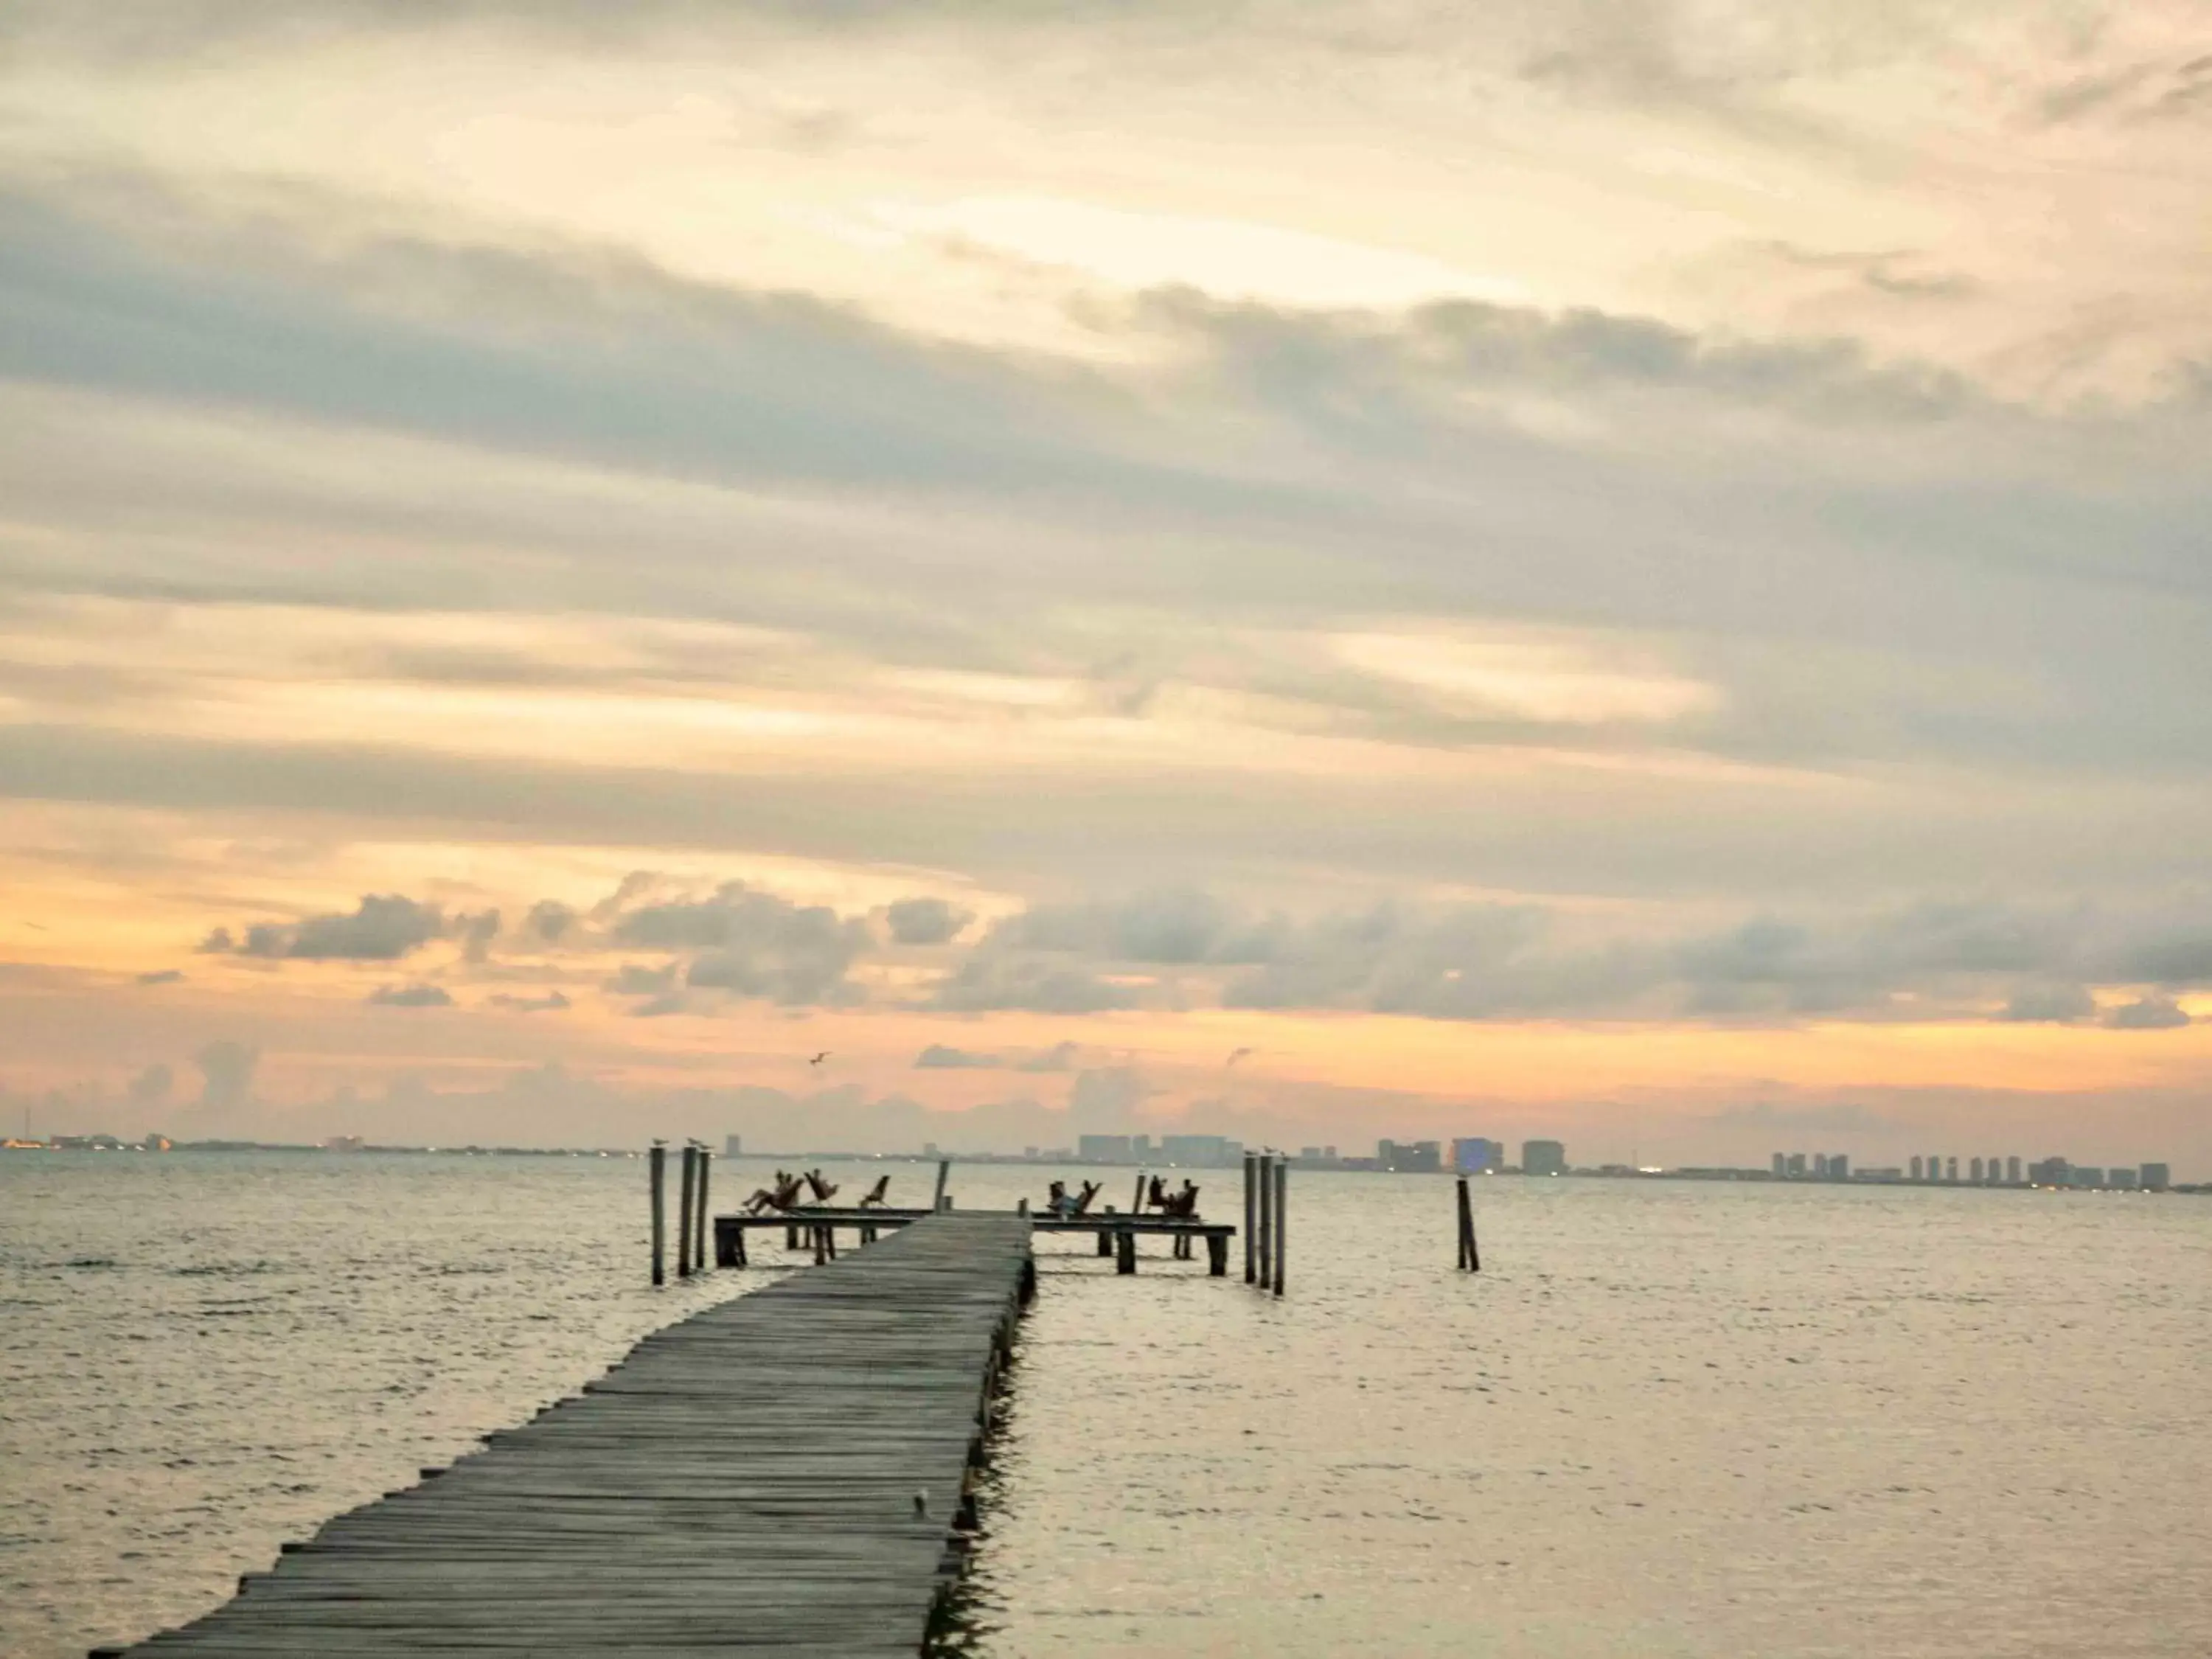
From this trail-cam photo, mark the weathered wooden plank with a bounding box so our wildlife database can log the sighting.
[96,1214,1031,1659]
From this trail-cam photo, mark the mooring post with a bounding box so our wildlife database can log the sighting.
[933,1158,951,1213]
[649,1143,666,1287]
[1116,1225,1136,1274]
[1457,1176,1481,1272]
[1243,1152,1256,1283]
[1132,1169,1147,1216]
[1256,1152,1273,1287]
[1017,1197,1029,1217]
[1096,1212,1114,1256]
[676,1146,696,1279]
[694,1150,711,1272]
[1273,1156,1287,1296]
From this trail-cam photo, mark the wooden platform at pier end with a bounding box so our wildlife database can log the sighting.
[96,1214,1034,1659]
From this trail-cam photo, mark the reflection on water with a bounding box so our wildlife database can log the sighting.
[6,1156,2210,1658]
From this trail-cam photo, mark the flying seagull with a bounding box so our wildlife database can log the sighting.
[810,1051,830,1066]
[1226,1047,1256,1068]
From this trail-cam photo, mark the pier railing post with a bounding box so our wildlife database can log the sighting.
[649,1143,666,1286]
[933,1158,951,1213]
[1243,1152,1256,1283]
[677,1145,696,1279]
[1273,1157,1287,1296]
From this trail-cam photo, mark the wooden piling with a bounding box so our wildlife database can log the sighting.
[1207,1231,1229,1276]
[1256,1152,1273,1287]
[676,1145,696,1279]
[933,1158,951,1213]
[1132,1169,1147,1216]
[1115,1225,1136,1274]
[1273,1156,1287,1296]
[1243,1151,1256,1283]
[1457,1176,1481,1272]
[1096,1213,1114,1256]
[693,1150,710,1271]
[648,1143,666,1287]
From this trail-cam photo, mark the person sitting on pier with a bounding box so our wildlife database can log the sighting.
[858,1174,891,1208]
[1146,1174,1170,1211]
[804,1167,840,1203]
[741,1170,805,1214]
[1163,1180,1201,1217]
[1044,1179,1104,1218]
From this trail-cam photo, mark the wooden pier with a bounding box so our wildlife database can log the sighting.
[95,1214,1034,1659]
[716,1207,1237,1276]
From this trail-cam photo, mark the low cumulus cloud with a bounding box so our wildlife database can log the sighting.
[201,893,443,961]
[2104,996,2191,1031]
[367,982,453,1008]
[488,990,571,1013]
[195,1039,258,1108]
[615,880,869,1006]
[915,1043,1001,1069]
[1997,983,2096,1023]
[886,896,974,946]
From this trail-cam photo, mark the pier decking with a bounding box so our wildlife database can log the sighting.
[97,1214,1034,1659]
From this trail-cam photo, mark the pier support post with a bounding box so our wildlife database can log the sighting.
[1457,1177,1480,1272]
[933,1158,951,1213]
[1115,1225,1136,1274]
[1207,1232,1228,1276]
[1243,1152,1256,1283]
[649,1143,666,1286]
[1096,1218,1113,1256]
[1256,1154,1273,1287]
[1273,1158,1287,1297]
[694,1150,710,1272]
[677,1146,696,1279]
[714,1217,740,1268]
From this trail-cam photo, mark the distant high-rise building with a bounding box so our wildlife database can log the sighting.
[1829,1153,1848,1180]
[1078,1134,1134,1162]
[1773,1152,1788,1177]
[1161,1134,1239,1167]
[1523,1139,1567,1177]
[2006,1155,2023,1184]
[2140,1163,2171,1191]
[2028,1156,2069,1186]
[1380,1139,1442,1173]
[1812,1153,1829,1178]
[1969,1157,1983,1183]
[723,1134,743,1159]
[1926,1152,1942,1182]
[1451,1138,1500,1174]
[2070,1166,2104,1189]
[1944,1156,1958,1183]
[1786,1152,1806,1178]
[2107,1167,2138,1189]
[1910,1155,1924,1181]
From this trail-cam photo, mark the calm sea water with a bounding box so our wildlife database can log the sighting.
[4,1154,2209,1658]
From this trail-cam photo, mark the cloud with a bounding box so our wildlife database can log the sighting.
[195,1039,258,1108]
[456,909,501,964]
[524,900,577,943]
[615,881,870,1005]
[1997,983,2096,1023]
[2105,996,2191,1031]
[135,968,184,984]
[1015,1040,1082,1072]
[886,896,974,946]
[367,982,454,1007]
[204,893,443,961]
[127,1062,173,1104]
[606,962,678,996]
[931,957,1140,1014]
[488,990,572,1013]
[915,1044,1001,1069]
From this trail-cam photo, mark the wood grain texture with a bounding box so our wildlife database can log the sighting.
[94,1214,1032,1659]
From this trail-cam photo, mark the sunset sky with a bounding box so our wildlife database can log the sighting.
[3,1,2208,1167]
